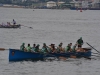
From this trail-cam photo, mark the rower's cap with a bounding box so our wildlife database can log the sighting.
[59,44,61,46]
[43,43,46,45]
[37,44,40,46]
[49,44,55,46]
[22,43,25,45]
[60,42,63,44]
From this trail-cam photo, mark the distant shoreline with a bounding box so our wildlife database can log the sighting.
[0,6,70,10]
[0,6,24,8]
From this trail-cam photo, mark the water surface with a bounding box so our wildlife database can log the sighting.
[0,8,100,75]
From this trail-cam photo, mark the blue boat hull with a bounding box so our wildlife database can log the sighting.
[9,49,92,61]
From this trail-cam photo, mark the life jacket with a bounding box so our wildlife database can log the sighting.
[26,46,31,52]
[77,39,83,45]
[57,47,60,52]
[72,45,76,52]
[32,47,36,52]
[20,45,25,51]
[66,46,70,52]
[34,46,39,52]
[41,47,48,53]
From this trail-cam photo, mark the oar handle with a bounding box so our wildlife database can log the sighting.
[0,48,6,51]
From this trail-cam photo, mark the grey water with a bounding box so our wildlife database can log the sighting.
[0,8,100,75]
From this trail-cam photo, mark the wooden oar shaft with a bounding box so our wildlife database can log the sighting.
[86,42,100,53]
[0,48,19,51]
[0,48,6,51]
[92,52,100,55]
[91,55,100,57]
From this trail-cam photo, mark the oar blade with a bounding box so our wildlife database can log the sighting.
[29,27,33,29]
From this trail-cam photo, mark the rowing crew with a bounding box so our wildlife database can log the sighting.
[0,19,16,26]
[20,37,85,53]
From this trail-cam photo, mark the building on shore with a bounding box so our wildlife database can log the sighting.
[12,0,22,3]
[70,0,100,8]
[46,1,65,9]
[12,0,39,3]
[47,1,56,8]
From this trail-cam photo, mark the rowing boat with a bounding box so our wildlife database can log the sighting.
[9,48,92,61]
[0,24,21,28]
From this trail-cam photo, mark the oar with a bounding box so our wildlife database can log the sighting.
[92,52,100,55]
[58,56,67,61]
[21,25,33,29]
[0,48,8,51]
[91,55,100,57]
[86,42,100,53]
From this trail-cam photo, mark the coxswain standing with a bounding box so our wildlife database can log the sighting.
[13,19,16,25]
[76,37,85,52]
[76,37,83,48]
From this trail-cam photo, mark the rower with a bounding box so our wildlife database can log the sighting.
[25,44,32,52]
[76,46,85,52]
[7,22,11,26]
[65,43,72,52]
[31,44,36,52]
[49,44,56,53]
[34,44,40,52]
[72,44,77,52]
[59,42,63,47]
[57,44,64,53]
[57,44,60,53]
[2,22,6,26]
[20,43,25,51]
[41,43,48,53]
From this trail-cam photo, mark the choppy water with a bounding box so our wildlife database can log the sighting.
[0,8,100,75]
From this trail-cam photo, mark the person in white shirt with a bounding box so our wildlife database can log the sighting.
[13,19,16,25]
